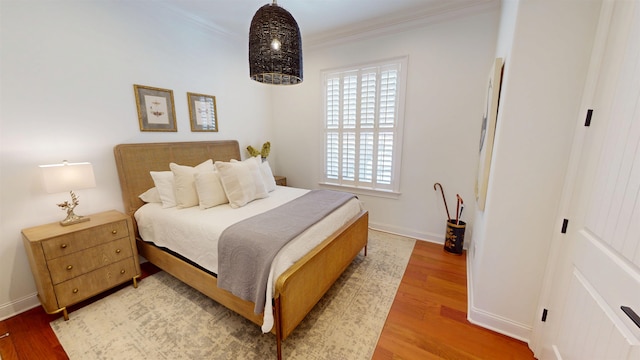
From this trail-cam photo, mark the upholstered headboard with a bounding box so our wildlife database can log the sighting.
[113,141,241,217]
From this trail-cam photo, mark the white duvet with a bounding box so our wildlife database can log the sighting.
[134,186,363,332]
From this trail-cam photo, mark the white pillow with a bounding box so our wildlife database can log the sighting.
[150,171,176,208]
[170,159,214,208]
[260,159,277,192]
[215,157,268,208]
[138,187,162,203]
[194,171,228,209]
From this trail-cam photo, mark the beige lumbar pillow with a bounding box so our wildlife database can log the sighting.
[170,159,214,208]
[215,156,268,208]
[194,170,228,209]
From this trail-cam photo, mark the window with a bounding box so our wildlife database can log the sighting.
[322,57,407,195]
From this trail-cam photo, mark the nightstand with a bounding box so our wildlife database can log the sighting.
[274,176,287,186]
[21,210,141,320]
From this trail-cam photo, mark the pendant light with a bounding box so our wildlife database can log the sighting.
[249,0,303,85]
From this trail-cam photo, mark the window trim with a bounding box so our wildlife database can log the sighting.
[319,56,408,196]
[318,181,402,199]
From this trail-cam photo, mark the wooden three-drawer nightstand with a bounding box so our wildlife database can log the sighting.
[21,210,141,320]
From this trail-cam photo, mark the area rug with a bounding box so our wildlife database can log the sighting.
[51,230,415,360]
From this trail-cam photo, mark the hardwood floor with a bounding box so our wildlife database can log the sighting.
[373,240,534,359]
[0,239,534,359]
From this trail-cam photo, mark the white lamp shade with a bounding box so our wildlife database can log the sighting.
[40,162,96,193]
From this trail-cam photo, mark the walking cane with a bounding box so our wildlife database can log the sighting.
[433,183,451,221]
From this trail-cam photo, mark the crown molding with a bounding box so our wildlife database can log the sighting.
[147,0,499,49]
[304,0,500,50]
[154,1,244,42]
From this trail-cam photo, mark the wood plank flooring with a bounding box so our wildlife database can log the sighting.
[373,240,535,360]
[0,239,534,359]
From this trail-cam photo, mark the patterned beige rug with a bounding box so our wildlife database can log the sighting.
[51,230,415,360]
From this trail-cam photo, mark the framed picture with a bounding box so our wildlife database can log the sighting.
[133,84,177,132]
[187,92,218,132]
[475,58,504,211]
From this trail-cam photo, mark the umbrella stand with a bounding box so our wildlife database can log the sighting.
[445,193,466,255]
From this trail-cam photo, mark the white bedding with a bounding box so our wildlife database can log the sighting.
[134,185,363,332]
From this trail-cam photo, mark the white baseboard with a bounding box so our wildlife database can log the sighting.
[466,255,532,343]
[368,221,444,244]
[467,305,532,343]
[0,292,40,321]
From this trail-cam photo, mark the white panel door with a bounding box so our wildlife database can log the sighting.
[539,1,640,359]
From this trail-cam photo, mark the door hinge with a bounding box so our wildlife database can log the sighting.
[585,109,593,127]
[542,308,549,322]
[561,219,569,234]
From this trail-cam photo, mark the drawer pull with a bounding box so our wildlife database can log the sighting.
[66,265,73,271]
[72,288,78,294]
[112,230,117,235]
[60,244,68,249]
[120,269,126,274]
[115,249,121,254]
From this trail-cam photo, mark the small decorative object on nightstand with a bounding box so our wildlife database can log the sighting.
[274,176,287,186]
[21,210,141,320]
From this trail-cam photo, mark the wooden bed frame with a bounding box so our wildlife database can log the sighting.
[113,141,368,359]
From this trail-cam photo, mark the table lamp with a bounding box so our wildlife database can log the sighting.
[39,161,96,226]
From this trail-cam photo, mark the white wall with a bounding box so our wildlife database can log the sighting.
[0,1,272,319]
[468,0,601,342]
[271,8,501,242]
[2,1,585,347]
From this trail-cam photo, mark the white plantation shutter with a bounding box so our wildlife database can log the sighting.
[361,71,376,128]
[342,132,356,181]
[343,74,357,129]
[322,57,406,194]
[377,132,394,184]
[326,132,339,180]
[326,78,340,128]
[359,132,374,183]
[379,68,397,127]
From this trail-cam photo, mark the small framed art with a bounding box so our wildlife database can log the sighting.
[187,92,218,132]
[133,84,177,132]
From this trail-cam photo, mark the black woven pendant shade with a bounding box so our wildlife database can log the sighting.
[249,2,302,85]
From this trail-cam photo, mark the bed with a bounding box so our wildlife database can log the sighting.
[113,140,369,359]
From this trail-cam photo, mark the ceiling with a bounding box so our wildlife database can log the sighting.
[158,0,497,46]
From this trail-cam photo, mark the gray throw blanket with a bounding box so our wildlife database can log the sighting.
[217,189,356,314]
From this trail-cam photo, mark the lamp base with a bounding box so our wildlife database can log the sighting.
[57,190,90,226]
[60,212,90,226]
